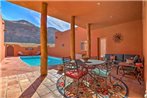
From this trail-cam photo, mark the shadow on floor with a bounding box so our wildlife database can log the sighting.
[19,75,46,98]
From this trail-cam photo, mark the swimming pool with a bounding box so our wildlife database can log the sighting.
[20,56,63,66]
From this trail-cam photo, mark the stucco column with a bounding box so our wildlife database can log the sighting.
[70,16,75,60]
[143,1,147,97]
[87,24,91,58]
[40,2,48,76]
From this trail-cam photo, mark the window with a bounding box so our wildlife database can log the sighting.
[80,41,87,51]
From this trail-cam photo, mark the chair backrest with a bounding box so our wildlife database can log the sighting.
[105,61,112,71]
[75,59,88,72]
[62,57,79,72]
[75,59,85,66]
[62,57,71,64]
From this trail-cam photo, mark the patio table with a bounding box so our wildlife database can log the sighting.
[70,59,105,66]
[85,59,105,66]
[78,59,106,71]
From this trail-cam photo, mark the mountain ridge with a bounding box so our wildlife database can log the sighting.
[4,20,59,44]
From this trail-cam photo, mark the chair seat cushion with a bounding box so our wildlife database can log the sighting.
[65,70,87,79]
[135,63,143,67]
[92,68,110,77]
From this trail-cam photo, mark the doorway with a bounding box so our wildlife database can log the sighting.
[97,38,106,59]
[6,45,14,57]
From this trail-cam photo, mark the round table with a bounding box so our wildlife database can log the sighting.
[85,59,105,65]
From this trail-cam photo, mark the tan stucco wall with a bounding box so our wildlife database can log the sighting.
[48,27,87,57]
[0,16,5,62]
[5,44,40,56]
[91,20,143,57]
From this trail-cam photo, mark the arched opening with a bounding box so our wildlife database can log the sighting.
[6,45,14,57]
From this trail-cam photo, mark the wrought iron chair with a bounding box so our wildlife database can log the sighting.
[91,61,112,95]
[118,55,139,76]
[62,58,88,97]
[118,58,138,79]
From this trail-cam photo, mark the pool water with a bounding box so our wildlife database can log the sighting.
[20,56,63,66]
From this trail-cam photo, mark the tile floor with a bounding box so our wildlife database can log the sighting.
[0,70,64,98]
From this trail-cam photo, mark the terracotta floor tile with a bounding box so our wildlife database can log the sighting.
[0,89,6,98]
[20,84,31,91]
[8,80,19,86]
[37,87,50,96]
[44,82,55,88]
[0,83,7,89]
[40,92,58,98]
[49,85,57,91]
[19,79,30,83]
[31,92,40,98]
[37,84,48,90]
[18,75,28,80]
[53,90,62,96]
[50,77,58,82]
[43,78,52,84]
[7,89,21,98]
[7,84,20,90]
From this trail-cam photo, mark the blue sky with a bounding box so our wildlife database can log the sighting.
[1,0,71,31]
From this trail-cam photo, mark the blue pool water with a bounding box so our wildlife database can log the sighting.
[20,56,63,66]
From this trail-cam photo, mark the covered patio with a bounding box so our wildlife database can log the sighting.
[1,1,147,98]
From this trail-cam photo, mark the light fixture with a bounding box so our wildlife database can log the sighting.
[110,16,113,18]
[96,2,101,6]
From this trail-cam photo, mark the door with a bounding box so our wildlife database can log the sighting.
[6,45,14,57]
[97,38,106,59]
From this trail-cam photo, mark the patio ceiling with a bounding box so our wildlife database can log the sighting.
[8,1,142,29]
